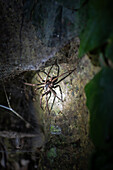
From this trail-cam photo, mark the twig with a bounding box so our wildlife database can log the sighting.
[3,83,11,108]
[0,104,29,125]
[0,82,37,132]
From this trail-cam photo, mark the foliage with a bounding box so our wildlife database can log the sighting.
[78,0,113,169]
[47,147,57,163]
[85,68,113,149]
[78,0,113,58]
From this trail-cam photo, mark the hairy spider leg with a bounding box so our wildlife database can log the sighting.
[39,88,44,94]
[34,85,44,92]
[37,72,45,82]
[46,89,59,114]
[45,91,55,114]
[24,82,44,86]
[40,61,59,84]
[54,68,76,85]
[50,88,63,102]
[24,82,45,94]
[45,64,54,83]
[47,91,51,102]
[32,87,44,102]
[54,85,63,101]
[40,88,62,113]
[49,62,59,82]
[51,70,70,83]
[56,62,60,77]
[40,91,51,110]
[39,70,51,77]
[36,77,43,84]
[46,91,55,113]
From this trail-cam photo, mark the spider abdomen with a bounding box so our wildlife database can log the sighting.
[45,80,53,92]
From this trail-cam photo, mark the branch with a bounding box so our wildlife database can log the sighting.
[0,82,36,132]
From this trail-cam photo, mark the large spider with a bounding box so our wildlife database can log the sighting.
[24,63,75,113]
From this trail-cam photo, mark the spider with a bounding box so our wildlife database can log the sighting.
[24,63,75,113]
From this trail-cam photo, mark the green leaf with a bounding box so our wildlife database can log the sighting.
[47,147,57,160]
[85,68,113,149]
[90,150,113,170]
[105,35,113,63]
[78,0,113,58]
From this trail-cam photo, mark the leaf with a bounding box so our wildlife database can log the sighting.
[89,150,113,170]
[78,0,113,58]
[85,68,113,149]
[47,147,57,160]
[105,34,113,63]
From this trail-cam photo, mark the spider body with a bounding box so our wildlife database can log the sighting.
[45,77,57,89]
[44,81,52,92]
[24,63,75,113]
[43,76,56,93]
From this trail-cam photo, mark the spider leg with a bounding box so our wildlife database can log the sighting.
[37,72,45,82]
[56,62,59,77]
[24,82,38,87]
[54,68,76,85]
[47,91,51,102]
[46,65,54,82]
[36,77,42,84]
[24,82,44,86]
[34,86,44,92]
[49,61,59,83]
[54,85,63,101]
[40,88,44,94]
[39,71,51,77]
[51,70,71,83]
[50,89,63,102]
